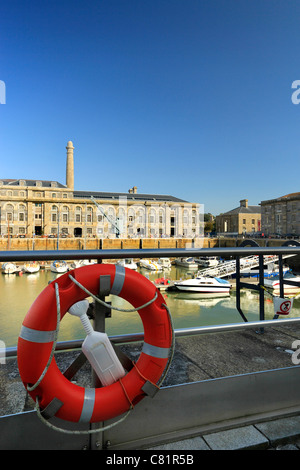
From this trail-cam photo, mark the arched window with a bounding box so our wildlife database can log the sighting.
[75,206,82,223]
[6,203,14,222]
[62,206,69,223]
[86,206,93,223]
[51,205,58,222]
[18,204,26,222]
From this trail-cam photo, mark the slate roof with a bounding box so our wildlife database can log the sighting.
[0,179,188,203]
[0,179,66,188]
[222,204,261,215]
[73,190,188,203]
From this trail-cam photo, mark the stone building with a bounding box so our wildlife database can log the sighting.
[215,199,261,236]
[0,141,202,239]
[261,192,300,237]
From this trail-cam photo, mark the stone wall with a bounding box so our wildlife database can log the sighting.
[0,236,295,252]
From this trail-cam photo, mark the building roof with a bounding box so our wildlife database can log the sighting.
[0,179,67,188]
[221,205,261,215]
[261,192,300,204]
[73,190,188,203]
[0,179,189,203]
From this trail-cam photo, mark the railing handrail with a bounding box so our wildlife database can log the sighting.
[3,316,300,358]
[1,245,300,262]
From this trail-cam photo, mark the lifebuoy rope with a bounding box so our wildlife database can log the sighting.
[68,273,159,312]
[29,273,175,435]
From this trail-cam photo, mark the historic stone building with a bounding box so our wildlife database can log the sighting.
[261,192,300,237]
[215,199,261,236]
[0,141,202,239]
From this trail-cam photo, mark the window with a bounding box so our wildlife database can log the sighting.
[51,205,58,223]
[87,207,93,223]
[75,206,82,223]
[62,206,69,223]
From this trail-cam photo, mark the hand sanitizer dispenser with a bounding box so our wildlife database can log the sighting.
[69,300,125,386]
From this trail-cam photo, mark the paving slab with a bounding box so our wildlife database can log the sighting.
[148,436,210,451]
[255,416,300,446]
[202,425,269,450]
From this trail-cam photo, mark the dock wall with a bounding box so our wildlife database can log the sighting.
[0,236,287,252]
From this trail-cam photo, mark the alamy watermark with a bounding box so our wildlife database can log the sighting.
[291,340,300,364]
[291,80,300,105]
[0,80,6,104]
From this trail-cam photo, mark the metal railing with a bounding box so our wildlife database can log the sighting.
[1,241,300,346]
[2,241,300,449]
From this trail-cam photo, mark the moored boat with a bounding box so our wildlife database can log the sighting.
[157,258,172,269]
[117,258,138,270]
[50,260,69,273]
[70,259,96,269]
[196,256,220,267]
[174,257,198,269]
[139,259,163,271]
[2,262,18,274]
[23,262,40,273]
[170,275,231,297]
[264,272,300,295]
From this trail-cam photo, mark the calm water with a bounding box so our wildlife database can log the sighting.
[1,264,300,348]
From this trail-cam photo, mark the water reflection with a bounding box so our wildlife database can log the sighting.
[1,264,300,347]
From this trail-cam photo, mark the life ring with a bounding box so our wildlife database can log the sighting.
[17,264,173,424]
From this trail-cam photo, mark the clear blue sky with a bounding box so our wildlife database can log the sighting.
[1,0,300,215]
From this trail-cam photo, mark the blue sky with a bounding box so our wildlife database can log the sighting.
[1,0,300,215]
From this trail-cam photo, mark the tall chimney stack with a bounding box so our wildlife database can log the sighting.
[66,140,74,190]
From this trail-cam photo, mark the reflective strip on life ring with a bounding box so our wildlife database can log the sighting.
[17,264,172,423]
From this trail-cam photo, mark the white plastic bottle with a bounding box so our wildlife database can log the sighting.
[68,300,125,386]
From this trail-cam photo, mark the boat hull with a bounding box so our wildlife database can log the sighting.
[2,263,18,274]
[173,276,231,296]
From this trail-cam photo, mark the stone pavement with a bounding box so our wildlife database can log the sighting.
[2,321,300,449]
[148,415,300,450]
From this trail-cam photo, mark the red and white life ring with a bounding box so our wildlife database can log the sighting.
[17,264,173,423]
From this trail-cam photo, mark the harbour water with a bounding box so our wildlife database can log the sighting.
[1,263,300,348]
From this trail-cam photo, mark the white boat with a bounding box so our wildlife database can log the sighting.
[174,257,198,269]
[139,259,163,271]
[172,276,231,297]
[70,259,96,269]
[157,258,172,269]
[117,258,138,270]
[23,262,40,273]
[2,262,18,274]
[239,261,290,279]
[50,260,69,273]
[196,256,220,267]
[264,272,300,295]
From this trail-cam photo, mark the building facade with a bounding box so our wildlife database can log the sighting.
[215,199,261,235]
[0,141,202,239]
[261,192,300,237]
